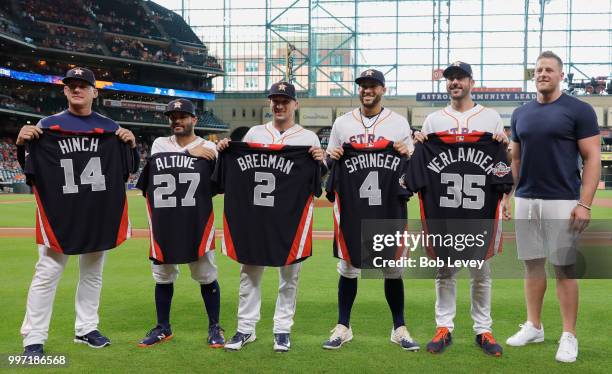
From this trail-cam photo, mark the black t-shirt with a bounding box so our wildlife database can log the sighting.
[25,129,133,254]
[326,140,410,268]
[212,142,322,266]
[137,152,216,264]
[406,132,513,260]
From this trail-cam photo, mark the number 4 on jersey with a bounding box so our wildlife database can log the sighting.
[60,157,106,194]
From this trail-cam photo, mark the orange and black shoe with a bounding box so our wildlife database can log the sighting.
[138,325,173,347]
[208,324,225,348]
[426,327,452,353]
[476,332,503,357]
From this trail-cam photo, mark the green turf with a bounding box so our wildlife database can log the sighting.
[1,238,611,373]
[1,189,612,229]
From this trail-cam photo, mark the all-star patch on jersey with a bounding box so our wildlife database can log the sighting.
[137,152,216,264]
[24,129,133,254]
[212,142,322,266]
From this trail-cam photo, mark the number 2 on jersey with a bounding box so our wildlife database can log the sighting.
[253,172,275,207]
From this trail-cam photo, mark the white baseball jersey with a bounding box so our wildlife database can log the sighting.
[326,107,413,152]
[151,135,217,156]
[421,104,503,135]
[243,122,321,147]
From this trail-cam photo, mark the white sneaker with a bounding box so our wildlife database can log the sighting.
[506,321,544,346]
[322,324,353,350]
[555,332,578,363]
[390,326,420,351]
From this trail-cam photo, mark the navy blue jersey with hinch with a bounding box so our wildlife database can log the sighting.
[212,142,322,266]
[326,140,410,268]
[24,129,133,254]
[137,152,216,264]
[406,132,513,261]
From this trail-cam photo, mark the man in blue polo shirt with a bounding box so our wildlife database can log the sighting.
[506,51,601,363]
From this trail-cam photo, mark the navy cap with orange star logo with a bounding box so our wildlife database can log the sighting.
[62,67,96,87]
[443,61,473,78]
[268,81,296,100]
[355,69,385,87]
[164,98,196,117]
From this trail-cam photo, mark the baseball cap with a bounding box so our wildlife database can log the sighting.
[268,81,296,100]
[62,67,96,87]
[355,69,385,87]
[164,98,196,117]
[443,61,473,78]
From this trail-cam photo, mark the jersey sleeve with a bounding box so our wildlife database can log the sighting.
[135,158,150,196]
[489,142,514,193]
[326,120,341,152]
[396,157,411,201]
[242,128,255,142]
[211,150,226,193]
[404,143,428,193]
[324,159,338,202]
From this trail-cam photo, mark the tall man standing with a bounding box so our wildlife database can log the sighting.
[505,51,600,363]
[16,67,138,356]
[414,61,508,356]
[218,81,325,352]
[323,69,417,350]
[137,98,224,348]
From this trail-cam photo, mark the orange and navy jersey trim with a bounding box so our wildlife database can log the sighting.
[435,130,487,144]
[349,139,392,150]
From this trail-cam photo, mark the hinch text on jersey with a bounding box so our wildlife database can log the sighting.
[155,155,196,170]
[345,154,400,174]
[237,154,294,174]
[57,137,99,155]
[426,148,494,174]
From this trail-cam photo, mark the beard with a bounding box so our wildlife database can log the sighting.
[359,92,383,108]
[447,84,470,100]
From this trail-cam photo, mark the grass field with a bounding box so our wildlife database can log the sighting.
[1,191,611,373]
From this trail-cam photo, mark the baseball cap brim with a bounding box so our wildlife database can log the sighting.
[443,66,471,78]
[164,109,196,116]
[355,76,384,86]
[62,77,95,87]
[267,93,296,100]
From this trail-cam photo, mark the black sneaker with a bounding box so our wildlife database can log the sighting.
[426,327,452,354]
[207,324,225,348]
[138,325,174,347]
[274,333,291,352]
[74,330,111,348]
[224,331,256,351]
[476,332,503,357]
[23,344,44,357]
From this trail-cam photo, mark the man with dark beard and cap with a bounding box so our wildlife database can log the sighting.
[323,69,417,351]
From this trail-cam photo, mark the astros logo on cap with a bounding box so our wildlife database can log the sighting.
[364,70,374,76]
[173,102,182,109]
[278,83,287,91]
[73,68,83,75]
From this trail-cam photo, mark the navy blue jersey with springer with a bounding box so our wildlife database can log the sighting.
[326,140,410,268]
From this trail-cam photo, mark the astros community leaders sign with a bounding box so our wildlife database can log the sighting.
[416,92,537,102]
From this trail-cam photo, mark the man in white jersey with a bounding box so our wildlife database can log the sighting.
[323,69,418,351]
[218,81,325,352]
[414,62,508,356]
[137,99,225,348]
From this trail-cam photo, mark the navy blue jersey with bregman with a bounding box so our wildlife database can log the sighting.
[326,140,410,268]
[405,132,513,261]
[24,129,133,254]
[137,152,217,264]
[212,142,322,266]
